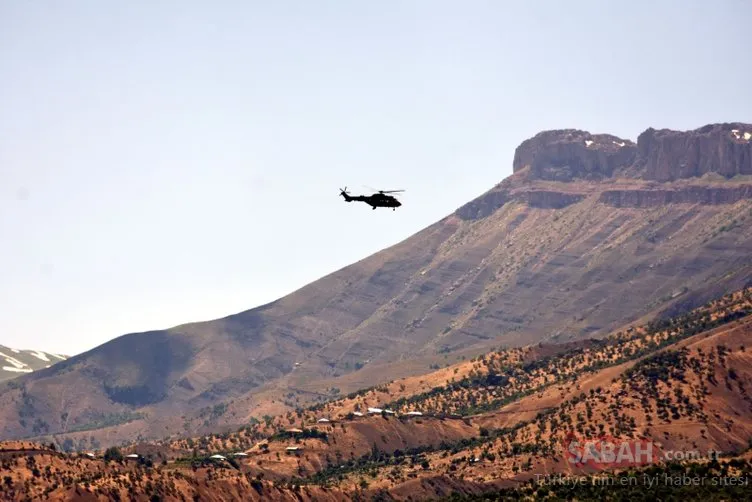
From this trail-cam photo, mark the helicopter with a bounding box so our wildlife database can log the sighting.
[339,186,404,210]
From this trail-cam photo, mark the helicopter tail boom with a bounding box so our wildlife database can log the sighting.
[339,187,354,202]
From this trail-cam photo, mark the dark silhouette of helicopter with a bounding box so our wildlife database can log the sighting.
[339,187,404,210]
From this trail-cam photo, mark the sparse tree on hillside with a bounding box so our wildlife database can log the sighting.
[103,447,123,463]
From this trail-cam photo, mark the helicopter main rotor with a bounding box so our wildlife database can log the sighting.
[361,185,405,195]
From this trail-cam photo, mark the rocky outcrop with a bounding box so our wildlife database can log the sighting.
[599,185,752,208]
[512,129,638,181]
[512,123,752,183]
[455,190,509,220]
[520,190,585,208]
[454,189,585,221]
[456,122,752,221]
[636,123,752,181]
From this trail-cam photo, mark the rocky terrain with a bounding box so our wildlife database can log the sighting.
[2,287,752,501]
[511,122,751,182]
[0,345,68,383]
[1,122,751,450]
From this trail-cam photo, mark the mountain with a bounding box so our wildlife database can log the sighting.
[1,122,751,449]
[2,287,752,501]
[0,345,68,383]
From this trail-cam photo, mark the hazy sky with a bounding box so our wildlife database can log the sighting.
[1,1,750,356]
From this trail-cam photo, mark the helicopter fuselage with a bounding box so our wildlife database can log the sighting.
[341,191,402,210]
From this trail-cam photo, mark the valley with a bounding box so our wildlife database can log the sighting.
[2,286,752,500]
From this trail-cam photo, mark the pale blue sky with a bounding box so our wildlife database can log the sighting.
[1,1,750,356]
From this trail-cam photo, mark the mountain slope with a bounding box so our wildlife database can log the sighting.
[0,345,68,383]
[1,122,751,447]
[3,288,752,501]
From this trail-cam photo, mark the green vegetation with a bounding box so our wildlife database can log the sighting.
[103,446,123,462]
[268,428,328,443]
[441,459,752,501]
[376,291,752,417]
[103,383,165,406]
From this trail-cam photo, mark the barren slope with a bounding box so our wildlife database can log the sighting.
[1,122,751,448]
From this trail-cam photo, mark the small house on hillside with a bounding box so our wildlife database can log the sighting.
[285,446,302,454]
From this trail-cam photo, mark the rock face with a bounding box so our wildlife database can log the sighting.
[455,187,584,221]
[636,123,752,181]
[599,185,752,208]
[512,129,638,181]
[513,123,752,182]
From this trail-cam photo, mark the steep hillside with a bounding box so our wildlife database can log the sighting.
[232,287,752,499]
[4,287,752,501]
[0,345,68,383]
[1,122,751,447]
[0,442,350,501]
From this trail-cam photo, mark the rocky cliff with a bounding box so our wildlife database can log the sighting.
[512,129,637,181]
[455,122,752,221]
[599,184,752,208]
[513,122,752,182]
[636,123,752,181]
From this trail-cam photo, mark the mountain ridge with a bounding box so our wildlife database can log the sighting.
[0,345,68,383]
[512,122,751,182]
[2,121,751,449]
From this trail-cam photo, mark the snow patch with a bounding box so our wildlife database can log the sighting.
[52,354,67,360]
[29,351,50,362]
[10,348,20,353]
[612,140,626,147]
[730,130,751,141]
[584,140,594,147]
[3,366,33,373]
[0,351,29,369]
